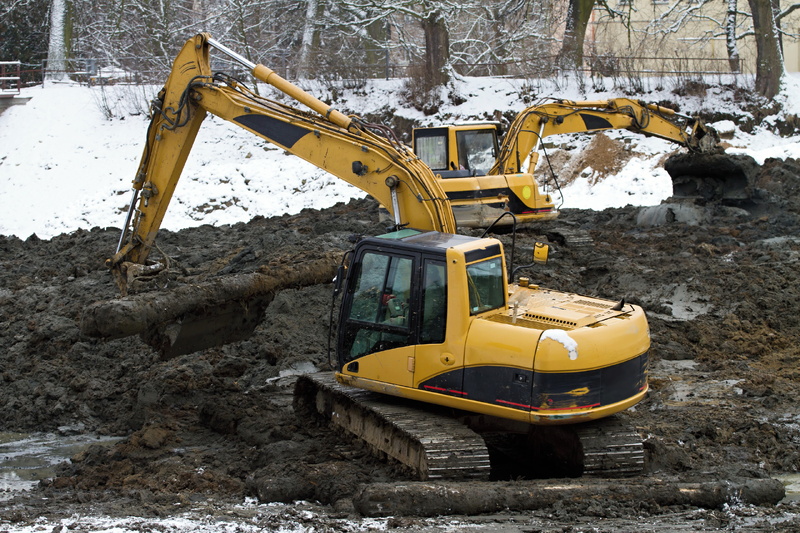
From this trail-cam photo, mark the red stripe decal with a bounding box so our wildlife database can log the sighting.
[496,399,532,409]
[424,385,468,396]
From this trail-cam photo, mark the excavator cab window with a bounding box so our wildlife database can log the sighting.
[420,260,447,344]
[466,256,505,315]
[455,129,497,176]
[414,129,448,171]
[340,251,414,362]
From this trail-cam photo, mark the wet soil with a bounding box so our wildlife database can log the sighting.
[3,157,800,530]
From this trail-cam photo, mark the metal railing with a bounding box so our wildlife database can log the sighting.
[0,61,22,96]
[29,53,743,88]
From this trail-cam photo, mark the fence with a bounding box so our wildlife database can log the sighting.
[0,62,22,96]
[29,53,743,88]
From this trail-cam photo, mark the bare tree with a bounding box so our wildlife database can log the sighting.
[557,0,594,69]
[749,0,784,98]
[635,0,800,89]
[297,0,327,78]
[333,0,484,88]
[557,0,626,70]
[45,0,66,80]
[726,0,741,72]
[0,0,50,82]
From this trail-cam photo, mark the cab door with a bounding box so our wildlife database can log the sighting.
[337,249,417,387]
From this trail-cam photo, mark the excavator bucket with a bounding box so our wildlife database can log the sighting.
[666,152,760,204]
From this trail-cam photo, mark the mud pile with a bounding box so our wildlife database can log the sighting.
[2,159,800,528]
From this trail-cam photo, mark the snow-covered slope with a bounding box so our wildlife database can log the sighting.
[1,76,799,239]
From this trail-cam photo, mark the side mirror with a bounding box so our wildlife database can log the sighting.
[333,264,347,296]
[533,242,549,264]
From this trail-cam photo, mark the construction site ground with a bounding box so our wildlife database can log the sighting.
[3,153,800,530]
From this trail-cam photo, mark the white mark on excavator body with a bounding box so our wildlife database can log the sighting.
[541,329,578,360]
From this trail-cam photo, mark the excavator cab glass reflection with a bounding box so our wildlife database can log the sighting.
[341,252,413,361]
[466,257,505,315]
[338,241,451,366]
[413,125,500,178]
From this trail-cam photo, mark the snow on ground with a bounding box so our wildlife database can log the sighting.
[2,75,800,239]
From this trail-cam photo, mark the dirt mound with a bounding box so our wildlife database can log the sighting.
[542,132,635,186]
[3,163,800,527]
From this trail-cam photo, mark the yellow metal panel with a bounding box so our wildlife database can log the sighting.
[533,310,650,374]
[463,318,540,370]
[343,345,416,388]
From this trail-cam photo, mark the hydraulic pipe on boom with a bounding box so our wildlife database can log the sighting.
[205,38,353,132]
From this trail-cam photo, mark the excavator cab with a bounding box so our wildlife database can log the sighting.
[412,123,557,228]
[413,123,501,178]
[337,229,481,379]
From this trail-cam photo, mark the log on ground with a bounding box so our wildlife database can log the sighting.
[352,477,786,517]
[80,253,339,356]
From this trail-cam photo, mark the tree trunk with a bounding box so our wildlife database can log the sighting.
[296,0,326,79]
[492,7,509,76]
[558,0,595,70]
[726,0,741,72]
[45,0,67,81]
[748,0,784,99]
[422,10,450,87]
[365,17,388,79]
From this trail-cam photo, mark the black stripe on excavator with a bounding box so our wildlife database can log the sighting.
[446,188,554,215]
[579,113,613,131]
[234,115,310,149]
[530,353,648,411]
[418,352,647,412]
[446,187,509,201]
[465,244,501,263]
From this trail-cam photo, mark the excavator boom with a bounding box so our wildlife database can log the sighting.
[108,33,455,290]
[490,98,719,176]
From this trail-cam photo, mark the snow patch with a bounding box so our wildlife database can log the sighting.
[541,329,579,360]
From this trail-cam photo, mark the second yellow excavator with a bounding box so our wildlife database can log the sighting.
[104,34,651,481]
[413,99,720,227]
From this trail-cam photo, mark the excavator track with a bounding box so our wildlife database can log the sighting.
[294,372,491,481]
[576,417,644,476]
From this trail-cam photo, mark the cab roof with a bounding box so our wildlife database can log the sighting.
[371,230,502,262]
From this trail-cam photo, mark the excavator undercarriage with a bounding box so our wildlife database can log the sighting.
[295,372,644,481]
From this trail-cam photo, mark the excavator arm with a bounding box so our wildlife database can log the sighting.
[107,33,455,291]
[490,98,719,175]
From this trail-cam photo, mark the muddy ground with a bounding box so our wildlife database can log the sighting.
[3,155,800,530]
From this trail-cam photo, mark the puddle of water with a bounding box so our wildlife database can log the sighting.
[266,361,318,384]
[665,379,743,405]
[776,473,800,503]
[0,432,120,499]
[649,283,713,322]
[666,284,712,320]
[653,359,698,373]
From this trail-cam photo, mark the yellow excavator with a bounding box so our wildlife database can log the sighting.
[413,99,719,227]
[107,34,650,480]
